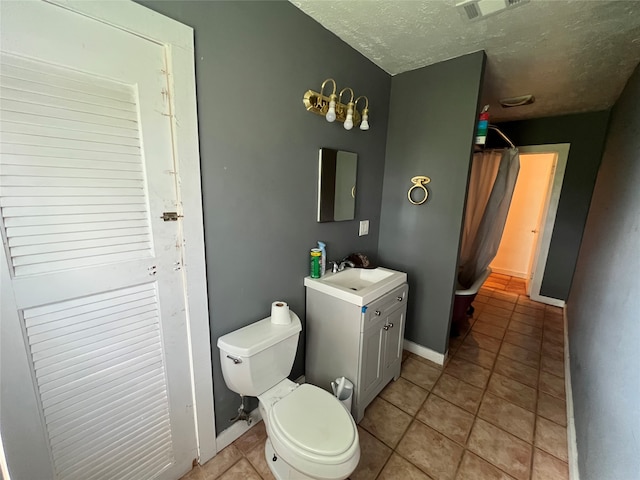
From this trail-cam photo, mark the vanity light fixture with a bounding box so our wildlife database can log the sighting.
[303,78,370,131]
[323,79,338,122]
[355,96,369,130]
[340,87,355,130]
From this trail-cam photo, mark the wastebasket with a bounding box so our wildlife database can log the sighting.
[331,376,354,415]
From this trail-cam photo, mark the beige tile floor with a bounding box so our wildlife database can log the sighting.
[181,273,569,480]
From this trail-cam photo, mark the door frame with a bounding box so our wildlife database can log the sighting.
[46,0,217,462]
[517,144,570,307]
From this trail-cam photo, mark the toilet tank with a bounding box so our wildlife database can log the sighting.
[217,312,302,397]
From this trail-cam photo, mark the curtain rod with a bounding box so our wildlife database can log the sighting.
[488,125,516,149]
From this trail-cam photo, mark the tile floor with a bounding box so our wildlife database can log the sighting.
[181,273,569,480]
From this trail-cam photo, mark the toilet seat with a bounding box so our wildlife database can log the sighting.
[269,384,356,462]
[260,382,360,479]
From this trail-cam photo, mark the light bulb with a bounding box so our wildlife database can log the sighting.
[344,107,353,130]
[360,113,369,130]
[326,100,336,122]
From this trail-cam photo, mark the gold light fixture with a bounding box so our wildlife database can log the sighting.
[303,78,370,131]
[355,95,369,130]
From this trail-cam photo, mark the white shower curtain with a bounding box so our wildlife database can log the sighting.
[458,148,520,289]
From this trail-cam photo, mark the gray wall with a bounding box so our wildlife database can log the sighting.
[497,111,610,300]
[567,63,640,479]
[140,1,391,433]
[378,52,486,354]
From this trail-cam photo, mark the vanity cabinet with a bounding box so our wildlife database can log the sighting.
[305,283,408,422]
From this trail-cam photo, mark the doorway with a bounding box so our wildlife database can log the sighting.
[491,153,556,286]
[491,144,570,306]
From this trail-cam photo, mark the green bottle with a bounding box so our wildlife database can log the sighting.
[310,249,321,278]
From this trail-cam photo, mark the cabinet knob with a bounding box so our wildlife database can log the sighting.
[388,322,394,328]
[375,310,381,316]
[396,296,403,302]
[383,324,390,331]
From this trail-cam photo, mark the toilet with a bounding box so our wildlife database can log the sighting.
[217,311,360,480]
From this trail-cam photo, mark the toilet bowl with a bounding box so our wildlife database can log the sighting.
[259,380,359,480]
[217,311,360,480]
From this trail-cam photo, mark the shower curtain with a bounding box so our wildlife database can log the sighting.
[458,148,520,289]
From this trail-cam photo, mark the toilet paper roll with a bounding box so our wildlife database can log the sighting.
[271,301,291,325]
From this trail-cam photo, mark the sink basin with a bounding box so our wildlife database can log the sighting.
[322,268,394,291]
[304,267,407,306]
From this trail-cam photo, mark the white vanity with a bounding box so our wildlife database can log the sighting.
[304,267,408,422]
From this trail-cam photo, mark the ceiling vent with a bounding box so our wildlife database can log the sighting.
[457,0,530,21]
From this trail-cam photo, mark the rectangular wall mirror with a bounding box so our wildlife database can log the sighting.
[317,148,357,222]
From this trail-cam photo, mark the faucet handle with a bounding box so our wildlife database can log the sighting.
[336,260,355,272]
[330,261,340,273]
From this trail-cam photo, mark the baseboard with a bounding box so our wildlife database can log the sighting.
[215,408,263,452]
[564,308,580,480]
[488,266,527,278]
[403,339,446,366]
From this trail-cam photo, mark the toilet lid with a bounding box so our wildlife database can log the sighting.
[270,384,355,457]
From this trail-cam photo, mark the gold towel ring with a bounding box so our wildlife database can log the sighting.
[408,176,431,205]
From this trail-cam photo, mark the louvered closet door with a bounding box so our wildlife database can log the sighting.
[1,2,197,480]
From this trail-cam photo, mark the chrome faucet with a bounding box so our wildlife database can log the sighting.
[330,259,355,273]
[337,260,355,272]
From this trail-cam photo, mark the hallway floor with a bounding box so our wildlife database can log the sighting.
[181,273,569,480]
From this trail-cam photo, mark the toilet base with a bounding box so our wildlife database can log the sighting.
[265,437,313,480]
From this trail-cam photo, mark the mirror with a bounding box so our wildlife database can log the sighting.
[317,148,357,222]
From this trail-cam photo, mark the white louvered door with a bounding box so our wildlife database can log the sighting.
[1,2,198,479]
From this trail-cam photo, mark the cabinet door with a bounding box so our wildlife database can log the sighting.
[360,320,385,403]
[383,307,406,378]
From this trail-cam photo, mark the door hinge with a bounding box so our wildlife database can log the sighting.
[161,212,183,221]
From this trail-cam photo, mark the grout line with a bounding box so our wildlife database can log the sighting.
[475,292,528,479]
[372,450,393,479]
[452,281,534,480]
[373,363,438,479]
[389,277,539,479]
[529,305,547,480]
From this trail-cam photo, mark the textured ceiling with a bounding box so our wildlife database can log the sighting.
[290,0,640,121]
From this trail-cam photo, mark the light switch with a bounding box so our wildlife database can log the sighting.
[359,220,369,236]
